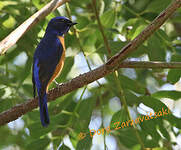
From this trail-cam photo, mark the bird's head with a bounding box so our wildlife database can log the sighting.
[46,16,77,36]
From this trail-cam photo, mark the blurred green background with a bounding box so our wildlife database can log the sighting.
[0,0,181,149]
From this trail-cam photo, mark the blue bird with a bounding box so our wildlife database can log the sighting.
[32,16,77,127]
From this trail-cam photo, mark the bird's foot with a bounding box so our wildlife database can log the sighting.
[54,80,61,87]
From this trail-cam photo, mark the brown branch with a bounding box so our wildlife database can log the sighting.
[106,0,181,69]
[1,61,181,126]
[0,0,69,55]
[119,61,181,69]
[0,0,180,126]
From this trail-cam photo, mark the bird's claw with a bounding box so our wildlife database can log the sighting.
[54,80,61,87]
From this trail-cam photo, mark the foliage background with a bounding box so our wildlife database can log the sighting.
[0,0,181,149]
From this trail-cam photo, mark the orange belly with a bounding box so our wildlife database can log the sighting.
[46,36,65,92]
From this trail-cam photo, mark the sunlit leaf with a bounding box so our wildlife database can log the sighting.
[152,90,181,101]
[100,9,116,28]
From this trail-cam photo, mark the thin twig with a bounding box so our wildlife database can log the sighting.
[118,61,181,69]
[114,71,145,149]
[0,0,69,55]
[91,0,112,55]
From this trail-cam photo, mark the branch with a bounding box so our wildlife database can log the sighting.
[0,0,180,126]
[119,61,181,69]
[1,61,181,126]
[0,0,69,55]
[106,0,181,69]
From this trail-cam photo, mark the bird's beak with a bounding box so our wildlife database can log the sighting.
[71,22,77,26]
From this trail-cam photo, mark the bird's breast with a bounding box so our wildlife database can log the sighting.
[47,36,65,91]
[56,36,66,74]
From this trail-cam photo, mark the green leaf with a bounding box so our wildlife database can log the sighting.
[0,1,17,10]
[73,96,96,131]
[26,110,40,121]
[158,122,170,140]
[122,18,145,40]
[0,14,9,24]
[140,96,181,129]
[76,134,92,150]
[0,98,14,113]
[0,126,13,148]
[110,108,128,129]
[140,96,168,112]
[146,0,172,13]
[49,91,76,115]
[131,24,146,40]
[119,74,146,94]
[0,48,21,64]
[0,89,5,97]
[122,18,138,33]
[139,116,162,147]
[26,137,50,150]
[167,54,181,83]
[175,46,181,55]
[32,0,44,9]
[2,15,16,28]
[70,0,90,8]
[157,29,171,42]
[147,34,166,61]
[76,16,90,29]
[22,84,33,97]
[100,9,116,28]
[117,128,140,148]
[129,45,147,57]
[59,144,71,150]
[28,122,54,139]
[18,57,32,85]
[83,33,97,53]
[167,69,181,84]
[28,112,71,139]
[153,148,168,150]
[123,89,140,106]
[97,40,127,55]
[152,90,181,101]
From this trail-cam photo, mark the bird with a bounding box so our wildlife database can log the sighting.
[32,16,77,127]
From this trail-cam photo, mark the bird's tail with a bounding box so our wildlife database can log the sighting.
[39,93,50,127]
